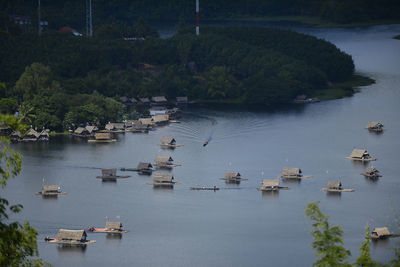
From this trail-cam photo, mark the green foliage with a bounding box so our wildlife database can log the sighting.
[0,115,49,266]
[0,98,18,114]
[305,202,351,266]
[355,226,379,267]
[14,63,61,101]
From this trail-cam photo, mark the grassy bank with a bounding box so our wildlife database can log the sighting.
[311,74,375,101]
[394,35,400,40]
[210,16,400,28]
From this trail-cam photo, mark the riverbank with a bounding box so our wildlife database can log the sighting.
[394,35,400,40]
[193,74,374,107]
[206,16,400,28]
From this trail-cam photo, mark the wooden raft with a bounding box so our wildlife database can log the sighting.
[321,188,354,192]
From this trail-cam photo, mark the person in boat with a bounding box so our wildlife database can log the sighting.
[203,141,208,147]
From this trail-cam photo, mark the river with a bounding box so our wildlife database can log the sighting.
[4,24,400,266]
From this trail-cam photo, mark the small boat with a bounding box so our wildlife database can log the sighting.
[190,186,219,190]
[203,141,208,147]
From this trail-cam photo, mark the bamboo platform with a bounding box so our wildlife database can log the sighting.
[321,188,355,192]
[257,186,289,191]
[46,240,96,245]
[147,181,181,186]
[371,234,400,240]
[345,157,376,162]
[220,178,248,181]
[279,175,312,179]
[88,139,116,143]
[361,173,382,178]
[96,175,131,179]
[35,192,67,196]
[91,229,128,234]
[159,144,184,148]
[190,186,219,191]
[153,163,181,168]
[120,168,152,174]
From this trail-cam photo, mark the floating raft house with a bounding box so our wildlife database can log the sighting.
[257,179,288,191]
[367,121,384,132]
[88,132,116,143]
[36,185,66,196]
[105,122,125,133]
[121,162,153,174]
[147,173,180,186]
[321,181,354,192]
[279,168,312,179]
[159,137,183,148]
[46,229,95,245]
[96,168,130,180]
[23,128,40,142]
[88,222,128,234]
[220,172,248,183]
[154,156,180,169]
[362,167,382,178]
[346,149,376,161]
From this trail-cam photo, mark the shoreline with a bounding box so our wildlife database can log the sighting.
[201,16,400,29]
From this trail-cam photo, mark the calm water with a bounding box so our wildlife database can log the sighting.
[4,24,400,266]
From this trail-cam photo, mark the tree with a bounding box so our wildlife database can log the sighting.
[0,114,49,266]
[355,226,379,267]
[14,63,61,101]
[305,202,351,267]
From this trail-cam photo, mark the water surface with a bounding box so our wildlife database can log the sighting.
[4,24,400,266]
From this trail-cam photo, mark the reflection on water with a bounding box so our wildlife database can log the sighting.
[261,191,280,199]
[326,191,342,198]
[56,245,87,254]
[106,233,123,240]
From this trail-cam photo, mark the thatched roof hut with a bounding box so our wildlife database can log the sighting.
[262,179,280,188]
[153,173,174,183]
[152,114,169,124]
[327,181,342,190]
[74,127,88,135]
[225,172,241,179]
[280,168,302,178]
[94,132,112,140]
[367,122,383,131]
[372,227,391,239]
[347,149,375,161]
[106,222,122,231]
[139,97,150,104]
[10,131,22,142]
[154,156,173,164]
[363,167,381,177]
[151,96,167,103]
[105,123,125,131]
[85,125,98,133]
[42,185,60,193]
[56,229,87,242]
[137,162,153,170]
[138,118,154,126]
[25,128,39,138]
[102,168,117,176]
[161,137,175,145]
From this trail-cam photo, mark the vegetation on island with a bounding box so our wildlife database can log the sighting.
[0,21,373,131]
[0,115,50,266]
[394,35,400,40]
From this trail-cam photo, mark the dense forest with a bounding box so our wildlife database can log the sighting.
[0,22,363,131]
[1,0,399,29]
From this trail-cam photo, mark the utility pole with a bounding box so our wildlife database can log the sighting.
[86,0,93,37]
[89,0,93,37]
[38,0,41,36]
[195,0,199,35]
